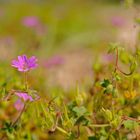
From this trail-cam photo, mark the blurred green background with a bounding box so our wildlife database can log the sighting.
[0,0,138,90]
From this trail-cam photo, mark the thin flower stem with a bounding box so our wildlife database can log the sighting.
[89,124,110,127]
[24,72,28,90]
[114,47,119,73]
[11,103,26,127]
[114,48,133,76]
[116,66,133,76]
[56,126,69,136]
[117,115,140,131]
[122,115,140,122]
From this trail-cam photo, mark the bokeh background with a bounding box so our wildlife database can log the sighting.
[0,0,139,90]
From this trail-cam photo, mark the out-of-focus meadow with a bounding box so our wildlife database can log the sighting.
[0,0,138,88]
[1,0,140,140]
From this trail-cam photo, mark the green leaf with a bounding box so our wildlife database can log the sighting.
[1,122,14,133]
[73,106,87,117]
[100,79,110,88]
[108,43,118,54]
[123,120,138,130]
[68,101,77,112]
[101,108,113,122]
[108,43,123,54]
[106,84,113,94]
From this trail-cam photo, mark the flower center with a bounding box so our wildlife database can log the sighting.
[23,62,28,70]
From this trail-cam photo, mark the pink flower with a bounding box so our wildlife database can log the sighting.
[15,92,33,102]
[111,16,125,27]
[22,16,39,27]
[14,99,24,111]
[12,55,38,72]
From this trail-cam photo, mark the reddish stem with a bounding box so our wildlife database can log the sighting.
[114,48,133,76]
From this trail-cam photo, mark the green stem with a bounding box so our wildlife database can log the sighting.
[56,126,69,136]
[89,124,110,128]
[24,72,28,90]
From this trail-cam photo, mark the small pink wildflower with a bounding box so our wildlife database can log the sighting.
[22,16,39,27]
[21,16,47,35]
[12,55,38,72]
[14,99,24,111]
[111,16,125,27]
[15,92,33,102]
